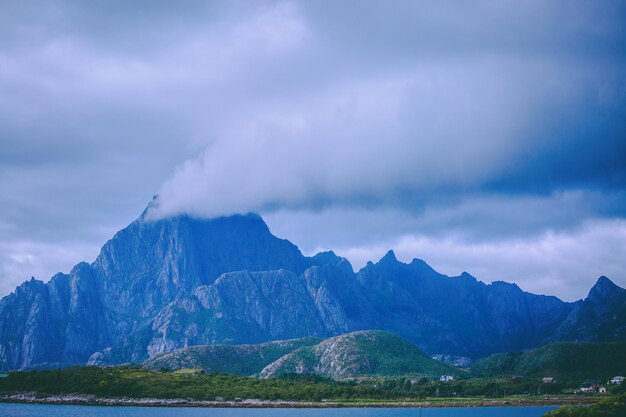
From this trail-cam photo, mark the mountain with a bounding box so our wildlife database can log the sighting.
[0,211,323,370]
[1,201,625,371]
[259,330,455,379]
[352,252,572,357]
[143,337,321,375]
[471,341,626,381]
[550,277,626,342]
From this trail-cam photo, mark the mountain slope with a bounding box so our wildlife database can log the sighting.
[259,330,456,379]
[471,341,626,381]
[354,251,572,357]
[0,211,322,370]
[551,277,626,343]
[1,200,625,370]
[143,337,321,375]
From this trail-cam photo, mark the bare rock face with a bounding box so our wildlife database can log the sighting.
[1,201,625,371]
[0,211,320,370]
[86,348,114,366]
[0,263,109,370]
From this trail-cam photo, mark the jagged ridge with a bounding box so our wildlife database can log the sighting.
[0,203,625,371]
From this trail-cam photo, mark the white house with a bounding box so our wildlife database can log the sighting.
[542,377,555,383]
[599,387,607,394]
[610,376,624,384]
[440,375,454,382]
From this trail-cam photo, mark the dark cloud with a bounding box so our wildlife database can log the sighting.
[0,1,625,299]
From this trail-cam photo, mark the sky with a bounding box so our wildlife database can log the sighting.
[0,0,625,301]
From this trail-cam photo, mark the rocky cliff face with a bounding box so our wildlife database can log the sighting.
[0,211,319,369]
[0,204,624,370]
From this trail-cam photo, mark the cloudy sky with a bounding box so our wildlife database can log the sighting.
[1,0,625,301]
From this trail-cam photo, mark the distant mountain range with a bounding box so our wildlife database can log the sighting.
[1,200,625,371]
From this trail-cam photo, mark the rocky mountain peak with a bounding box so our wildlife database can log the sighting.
[587,276,625,304]
[378,249,399,265]
[311,251,341,266]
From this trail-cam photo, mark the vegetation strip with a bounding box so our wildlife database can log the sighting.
[0,393,597,408]
[544,393,626,416]
[1,365,620,409]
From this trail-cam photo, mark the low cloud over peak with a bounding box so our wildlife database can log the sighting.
[149,58,624,220]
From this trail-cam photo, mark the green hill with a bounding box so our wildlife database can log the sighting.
[143,337,321,375]
[0,366,408,402]
[471,342,626,381]
[260,330,456,379]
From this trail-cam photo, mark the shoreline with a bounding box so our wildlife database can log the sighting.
[0,393,598,408]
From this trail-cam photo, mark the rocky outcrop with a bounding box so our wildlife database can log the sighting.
[0,201,625,370]
[259,330,455,379]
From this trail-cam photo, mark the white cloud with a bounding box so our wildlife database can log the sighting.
[149,56,612,220]
[0,240,102,296]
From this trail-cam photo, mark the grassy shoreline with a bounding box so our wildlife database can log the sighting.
[0,392,598,408]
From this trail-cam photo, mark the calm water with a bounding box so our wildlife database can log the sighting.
[0,403,557,417]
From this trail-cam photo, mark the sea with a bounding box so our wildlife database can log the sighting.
[0,404,558,417]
